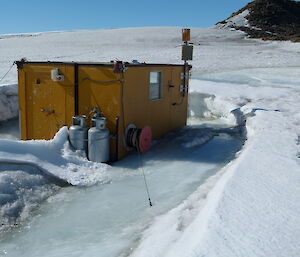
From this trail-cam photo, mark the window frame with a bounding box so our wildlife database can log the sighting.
[149,71,163,101]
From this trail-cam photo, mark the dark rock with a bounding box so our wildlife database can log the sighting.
[217,0,300,42]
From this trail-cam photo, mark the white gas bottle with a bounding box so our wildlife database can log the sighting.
[69,115,88,152]
[88,117,110,163]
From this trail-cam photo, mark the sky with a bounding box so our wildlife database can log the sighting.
[0,0,251,34]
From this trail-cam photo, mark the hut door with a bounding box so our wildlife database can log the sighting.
[25,71,67,140]
[170,68,187,129]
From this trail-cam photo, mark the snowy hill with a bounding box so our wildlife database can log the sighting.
[0,27,300,256]
[1,27,300,121]
[217,0,300,42]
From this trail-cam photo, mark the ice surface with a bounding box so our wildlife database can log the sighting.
[0,164,61,234]
[0,129,243,257]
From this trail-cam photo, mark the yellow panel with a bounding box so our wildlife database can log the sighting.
[19,64,74,140]
[77,66,122,160]
[123,66,187,137]
[77,66,121,131]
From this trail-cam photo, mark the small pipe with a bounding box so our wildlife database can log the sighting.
[74,63,79,115]
[115,116,119,161]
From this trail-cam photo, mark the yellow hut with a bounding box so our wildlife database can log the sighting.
[16,30,193,161]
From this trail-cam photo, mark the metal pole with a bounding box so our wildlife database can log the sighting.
[183,40,188,97]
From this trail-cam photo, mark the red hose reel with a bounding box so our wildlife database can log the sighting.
[125,124,152,153]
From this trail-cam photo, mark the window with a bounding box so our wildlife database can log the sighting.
[149,71,162,100]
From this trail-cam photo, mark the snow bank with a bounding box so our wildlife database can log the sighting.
[0,127,110,186]
[0,84,18,121]
[159,110,300,257]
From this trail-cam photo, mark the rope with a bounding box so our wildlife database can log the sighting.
[81,77,123,84]
[0,62,15,84]
[137,149,153,207]
[127,127,153,207]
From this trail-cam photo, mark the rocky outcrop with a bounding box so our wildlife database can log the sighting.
[217,0,300,42]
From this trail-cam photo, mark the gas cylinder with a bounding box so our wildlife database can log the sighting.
[69,115,88,152]
[88,117,110,163]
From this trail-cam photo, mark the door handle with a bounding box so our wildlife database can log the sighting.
[41,108,55,114]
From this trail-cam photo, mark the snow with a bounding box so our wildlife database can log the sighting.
[0,26,300,256]
[1,26,300,121]
[217,10,250,28]
[216,9,262,31]
[165,113,300,257]
[0,127,111,186]
[0,84,18,121]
